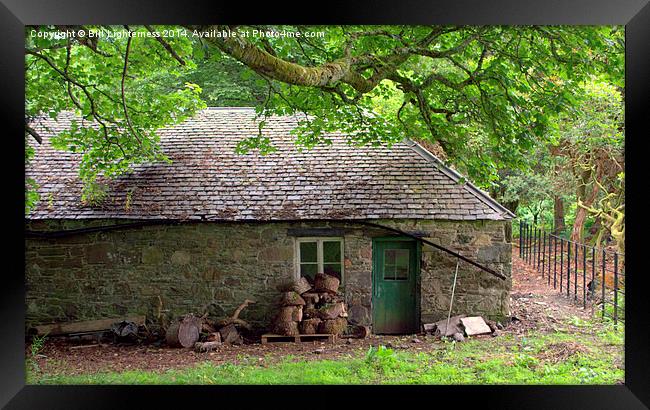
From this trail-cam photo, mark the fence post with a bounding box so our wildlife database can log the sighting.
[574,242,578,301]
[546,233,552,286]
[602,249,606,319]
[613,253,619,327]
[553,235,558,289]
[519,220,524,259]
[560,238,564,293]
[591,247,596,299]
[533,227,537,266]
[541,231,546,276]
[582,244,587,308]
[567,240,571,297]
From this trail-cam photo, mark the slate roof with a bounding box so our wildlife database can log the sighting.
[25,108,515,221]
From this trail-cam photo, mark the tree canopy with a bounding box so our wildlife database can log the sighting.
[25,25,625,248]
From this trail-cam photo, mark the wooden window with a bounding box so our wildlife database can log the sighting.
[295,238,344,282]
[383,249,410,281]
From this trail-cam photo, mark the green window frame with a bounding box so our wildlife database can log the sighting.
[295,237,344,282]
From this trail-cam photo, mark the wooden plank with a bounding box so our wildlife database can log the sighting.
[33,315,146,336]
[260,333,336,344]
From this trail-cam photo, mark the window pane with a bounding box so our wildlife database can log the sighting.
[323,241,341,263]
[384,249,409,281]
[301,263,318,280]
[323,263,342,278]
[385,249,396,265]
[300,242,317,263]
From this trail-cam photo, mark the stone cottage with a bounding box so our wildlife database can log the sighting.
[25,107,514,335]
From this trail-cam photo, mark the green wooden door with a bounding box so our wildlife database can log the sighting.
[372,238,419,334]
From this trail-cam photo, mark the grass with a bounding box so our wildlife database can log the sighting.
[28,320,623,385]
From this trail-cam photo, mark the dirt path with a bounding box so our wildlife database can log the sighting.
[29,250,612,377]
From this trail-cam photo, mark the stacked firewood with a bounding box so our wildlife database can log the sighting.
[271,273,348,336]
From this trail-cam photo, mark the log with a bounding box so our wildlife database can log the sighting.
[313,273,340,294]
[272,320,300,336]
[317,302,347,320]
[301,292,320,305]
[299,318,321,335]
[318,318,348,335]
[280,291,306,306]
[206,332,222,343]
[219,324,243,345]
[349,325,370,339]
[275,306,303,322]
[166,315,201,348]
[33,315,146,336]
[214,299,255,330]
[294,277,312,294]
[195,341,221,352]
[303,307,319,319]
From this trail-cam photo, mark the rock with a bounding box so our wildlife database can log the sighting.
[491,330,500,338]
[432,315,466,337]
[452,332,465,342]
[411,338,422,344]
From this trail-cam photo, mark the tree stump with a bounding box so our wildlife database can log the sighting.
[317,302,348,320]
[280,291,306,306]
[314,273,340,294]
[219,323,243,345]
[319,318,348,335]
[275,306,303,322]
[165,315,201,348]
[273,320,300,336]
[299,318,322,335]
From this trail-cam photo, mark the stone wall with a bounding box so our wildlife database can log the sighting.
[25,218,512,332]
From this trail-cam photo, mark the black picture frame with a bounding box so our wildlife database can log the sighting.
[1,1,648,408]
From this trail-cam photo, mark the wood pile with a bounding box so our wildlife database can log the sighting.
[165,299,256,350]
[271,274,349,337]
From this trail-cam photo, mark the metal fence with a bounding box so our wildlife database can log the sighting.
[518,221,625,325]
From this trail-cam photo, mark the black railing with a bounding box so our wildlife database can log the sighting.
[518,221,625,326]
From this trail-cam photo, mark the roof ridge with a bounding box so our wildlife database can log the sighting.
[403,138,515,219]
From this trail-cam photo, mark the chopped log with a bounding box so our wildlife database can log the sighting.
[294,277,312,294]
[166,315,201,348]
[195,341,221,352]
[206,332,222,343]
[280,291,306,306]
[299,318,322,335]
[272,320,300,336]
[313,273,340,294]
[214,299,255,330]
[303,307,319,319]
[431,315,467,337]
[219,324,243,345]
[33,315,146,336]
[215,317,252,331]
[275,306,303,322]
[201,321,217,333]
[317,302,347,320]
[349,325,370,339]
[318,292,343,304]
[301,292,320,305]
[318,318,348,335]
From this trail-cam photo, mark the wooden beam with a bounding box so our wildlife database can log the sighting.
[33,315,146,336]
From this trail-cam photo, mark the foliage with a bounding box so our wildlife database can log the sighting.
[25,25,624,214]
[25,25,205,207]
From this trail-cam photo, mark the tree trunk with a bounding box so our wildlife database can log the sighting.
[553,195,565,235]
[166,315,201,348]
[571,180,599,243]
